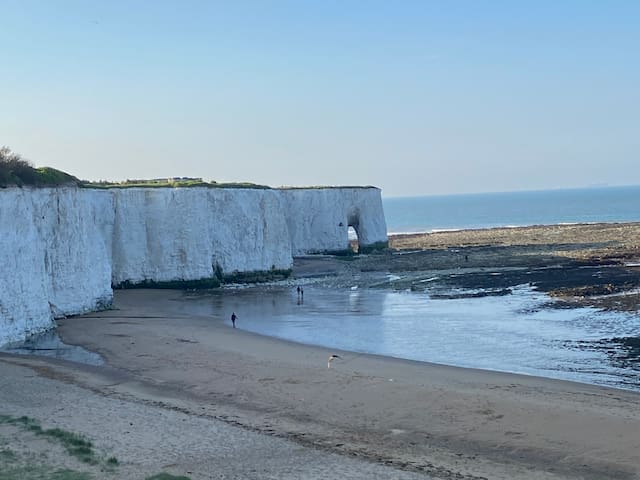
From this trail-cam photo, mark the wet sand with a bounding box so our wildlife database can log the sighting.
[1,288,634,479]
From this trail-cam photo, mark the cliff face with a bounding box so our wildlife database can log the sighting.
[0,188,113,344]
[111,188,292,285]
[279,187,388,255]
[0,186,387,345]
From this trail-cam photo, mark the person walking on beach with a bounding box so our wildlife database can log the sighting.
[231,312,237,328]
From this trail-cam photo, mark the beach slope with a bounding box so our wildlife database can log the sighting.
[28,288,640,479]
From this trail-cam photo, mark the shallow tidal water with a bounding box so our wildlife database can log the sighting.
[188,284,640,392]
[6,284,639,393]
[2,329,104,366]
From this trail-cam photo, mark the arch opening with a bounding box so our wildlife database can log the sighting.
[348,226,359,253]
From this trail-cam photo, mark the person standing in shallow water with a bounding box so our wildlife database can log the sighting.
[231,312,237,328]
[296,286,304,304]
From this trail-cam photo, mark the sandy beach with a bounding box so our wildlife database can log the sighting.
[0,287,637,479]
[2,223,640,479]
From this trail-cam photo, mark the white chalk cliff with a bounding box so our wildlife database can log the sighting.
[0,186,387,345]
[0,188,113,345]
[279,188,388,255]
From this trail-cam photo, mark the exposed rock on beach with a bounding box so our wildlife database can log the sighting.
[362,222,640,311]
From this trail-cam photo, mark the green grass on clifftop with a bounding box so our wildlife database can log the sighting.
[82,179,271,189]
[0,147,79,187]
[1,146,379,191]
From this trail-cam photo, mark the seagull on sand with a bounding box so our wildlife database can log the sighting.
[327,354,341,369]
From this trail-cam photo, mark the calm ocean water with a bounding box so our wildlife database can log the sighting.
[383,185,640,233]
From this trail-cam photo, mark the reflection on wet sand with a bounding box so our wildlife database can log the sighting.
[179,284,640,392]
[5,280,640,393]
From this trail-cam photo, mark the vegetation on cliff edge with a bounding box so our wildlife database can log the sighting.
[83,179,271,189]
[0,147,79,187]
[1,146,378,191]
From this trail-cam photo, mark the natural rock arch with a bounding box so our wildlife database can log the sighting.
[347,209,361,253]
[347,226,359,252]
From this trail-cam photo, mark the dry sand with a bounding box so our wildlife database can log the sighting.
[2,223,640,479]
[0,354,428,480]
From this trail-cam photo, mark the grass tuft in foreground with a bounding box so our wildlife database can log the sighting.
[0,416,96,464]
[0,414,194,480]
[0,466,91,480]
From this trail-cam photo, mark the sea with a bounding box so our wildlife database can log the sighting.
[383,185,640,234]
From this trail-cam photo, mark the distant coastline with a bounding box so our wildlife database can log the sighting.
[387,220,628,236]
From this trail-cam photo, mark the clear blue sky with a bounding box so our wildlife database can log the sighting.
[2,0,638,197]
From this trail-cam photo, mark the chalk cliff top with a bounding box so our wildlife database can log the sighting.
[83,179,380,190]
[2,148,381,190]
[6,177,380,191]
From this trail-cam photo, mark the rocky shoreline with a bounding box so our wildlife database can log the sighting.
[294,222,640,311]
[352,222,640,311]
